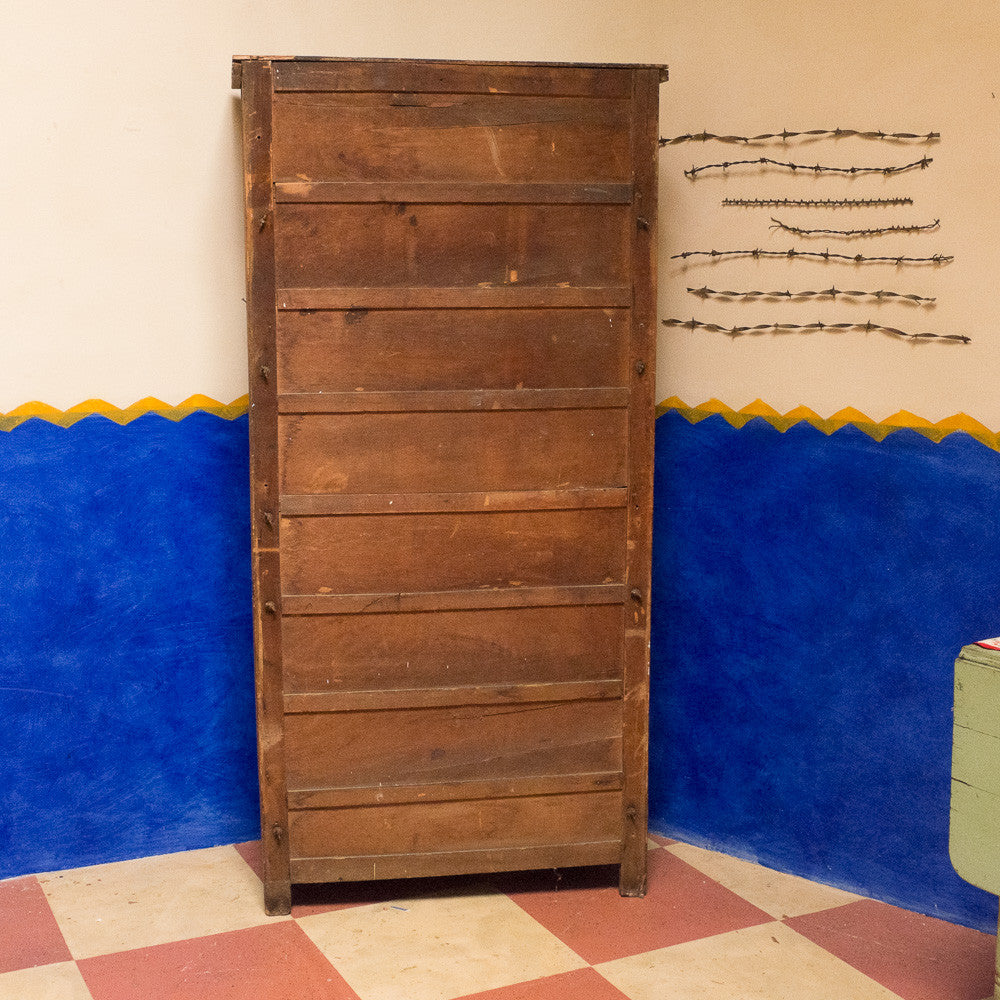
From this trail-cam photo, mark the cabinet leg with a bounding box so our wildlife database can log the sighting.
[263,879,292,916]
[619,855,648,897]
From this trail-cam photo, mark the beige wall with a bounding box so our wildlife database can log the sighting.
[4,1,998,426]
[659,0,1000,424]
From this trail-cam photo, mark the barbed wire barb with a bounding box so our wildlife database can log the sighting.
[769,217,940,238]
[685,156,932,179]
[723,197,914,209]
[670,248,953,265]
[687,286,936,304]
[662,317,969,344]
[660,128,939,146]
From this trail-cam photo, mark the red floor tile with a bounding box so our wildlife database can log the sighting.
[787,898,997,1000]
[455,967,632,1000]
[78,921,359,1000]
[508,846,773,964]
[647,833,677,846]
[0,875,72,973]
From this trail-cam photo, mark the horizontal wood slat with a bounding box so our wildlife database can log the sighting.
[281,583,627,615]
[277,286,632,310]
[281,508,626,595]
[280,488,627,516]
[288,840,623,883]
[276,387,629,414]
[287,771,623,809]
[281,603,624,693]
[283,679,622,713]
[274,181,634,204]
[269,59,634,97]
[275,308,630,395]
[280,409,628,496]
[288,789,623,860]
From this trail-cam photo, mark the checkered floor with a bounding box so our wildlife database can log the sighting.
[1,835,996,1000]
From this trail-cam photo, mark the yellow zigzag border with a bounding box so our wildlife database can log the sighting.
[0,395,249,432]
[2,394,998,451]
[658,397,1000,451]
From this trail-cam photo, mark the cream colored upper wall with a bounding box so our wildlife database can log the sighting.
[659,0,1000,424]
[4,1,998,425]
[0,0,664,412]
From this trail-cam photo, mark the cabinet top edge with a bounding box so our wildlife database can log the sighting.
[231,55,668,90]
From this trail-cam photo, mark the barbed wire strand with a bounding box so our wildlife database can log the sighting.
[662,317,969,343]
[671,248,953,265]
[723,197,914,209]
[770,217,940,238]
[660,128,939,146]
[687,286,936,304]
[685,156,932,178]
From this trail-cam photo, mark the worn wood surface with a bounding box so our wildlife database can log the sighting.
[236,55,660,903]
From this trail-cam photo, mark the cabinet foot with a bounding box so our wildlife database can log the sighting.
[263,879,292,915]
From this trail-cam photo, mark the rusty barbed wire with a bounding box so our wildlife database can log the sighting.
[670,248,953,265]
[723,197,914,209]
[770,217,940,238]
[685,156,932,178]
[662,317,969,343]
[687,286,936,304]
[660,128,939,146]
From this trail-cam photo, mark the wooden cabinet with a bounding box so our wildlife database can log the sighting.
[233,55,663,915]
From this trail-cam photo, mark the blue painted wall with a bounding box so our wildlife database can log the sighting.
[649,411,1000,931]
[0,413,258,877]
[2,407,997,933]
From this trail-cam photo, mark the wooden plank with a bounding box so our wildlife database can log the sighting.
[280,508,626,596]
[280,488,626,516]
[288,790,623,859]
[281,583,626,615]
[283,680,622,714]
[276,387,629,413]
[284,700,623,790]
[271,93,630,185]
[273,203,630,290]
[289,840,623,883]
[239,58,291,917]
[271,59,633,97]
[279,409,628,495]
[275,308,629,394]
[288,771,622,809]
[276,286,631,310]
[274,181,633,204]
[619,66,659,898]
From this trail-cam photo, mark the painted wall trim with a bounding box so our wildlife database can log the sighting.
[658,397,1000,451]
[0,396,249,432]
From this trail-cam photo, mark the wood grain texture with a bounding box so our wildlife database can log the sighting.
[274,180,633,204]
[279,409,628,495]
[272,92,630,185]
[275,308,629,394]
[273,203,629,290]
[619,66,660,898]
[276,286,631,310]
[271,59,633,97]
[284,699,623,789]
[280,508,626,595]
[288,790,623,859]
[240,58,291,916]
[288,840,622,883]
[281,603,624,692]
